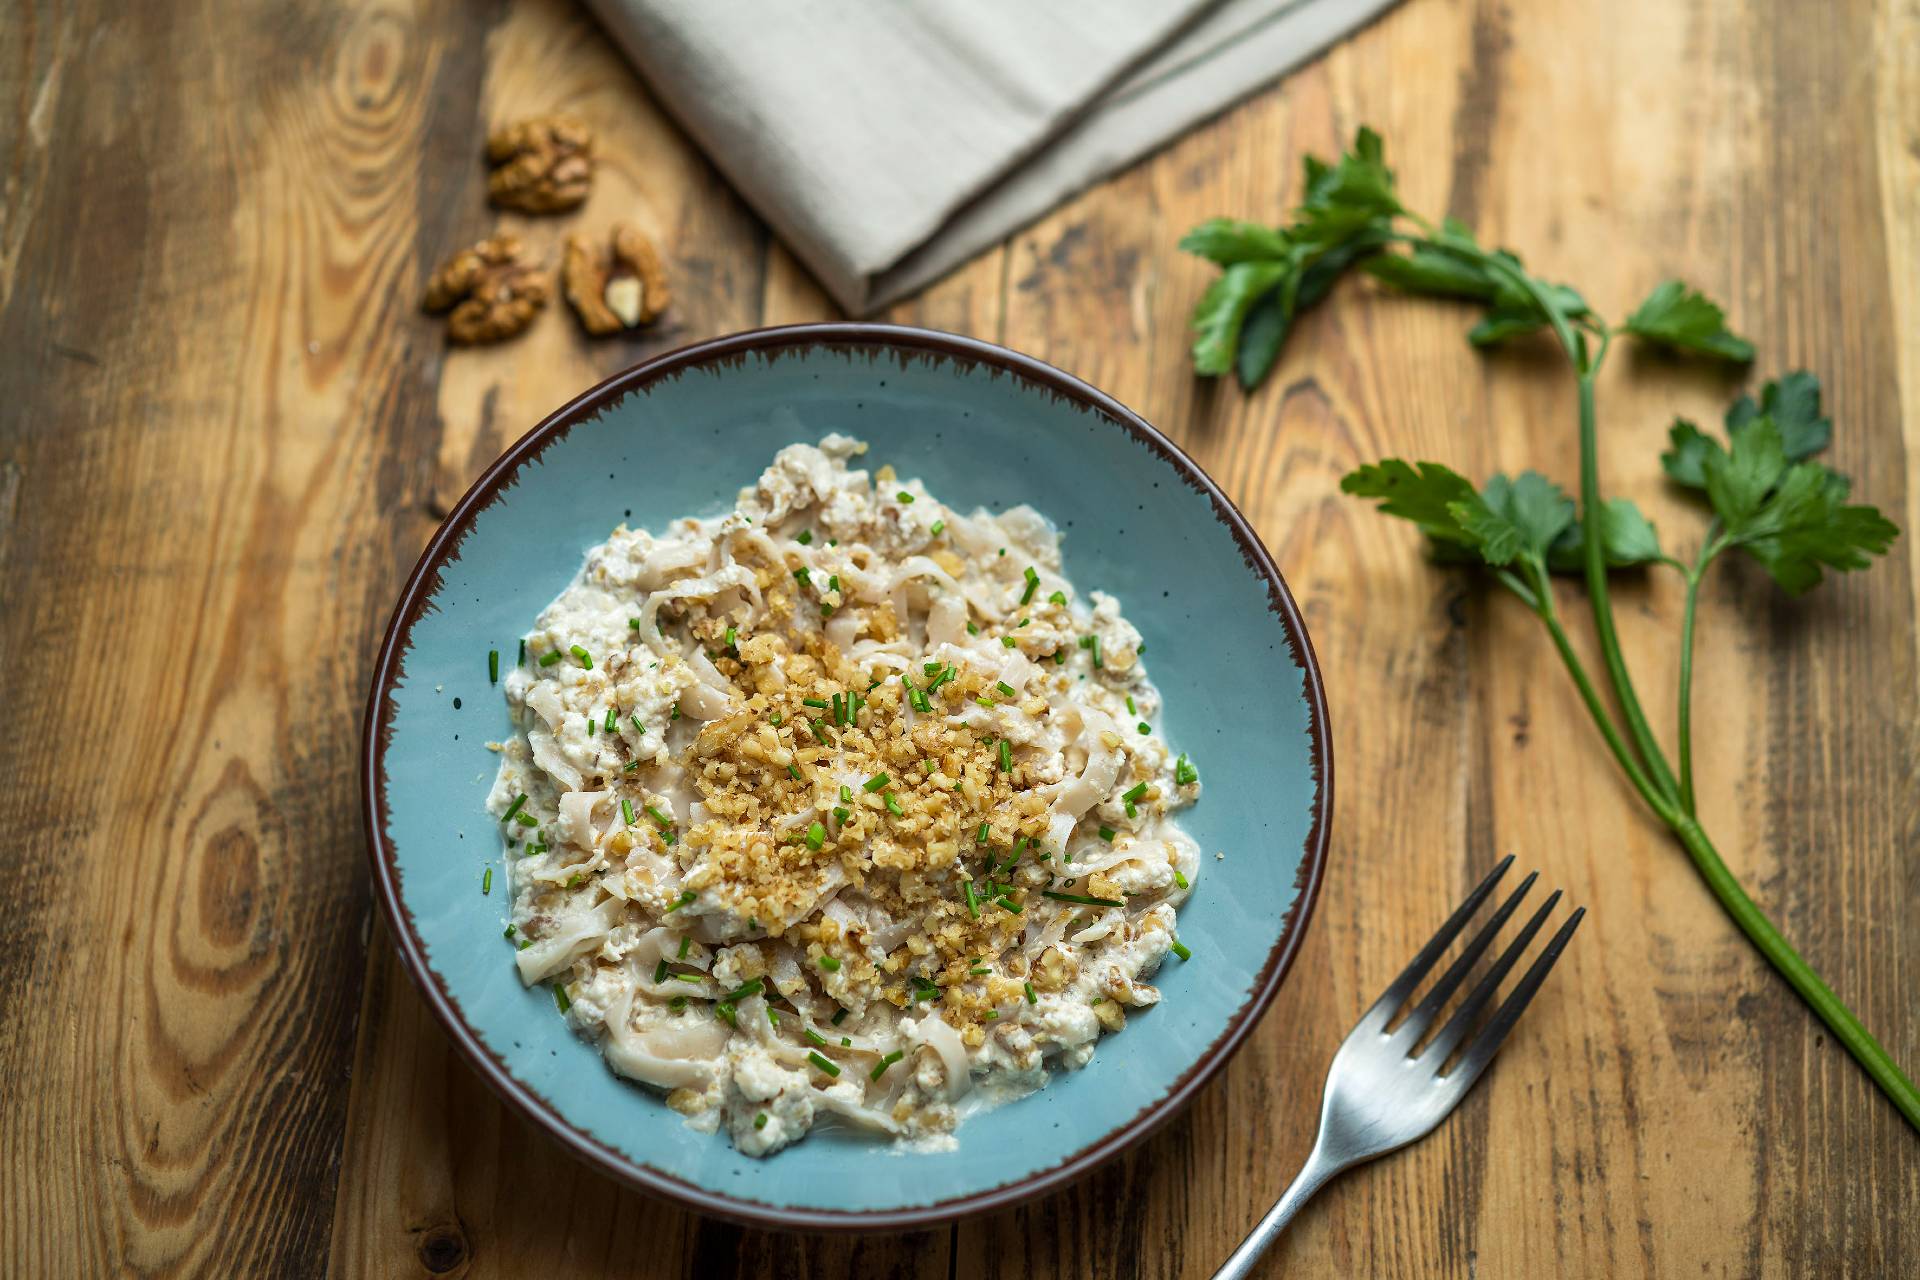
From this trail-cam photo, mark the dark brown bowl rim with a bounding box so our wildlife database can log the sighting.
[360,322,1332,1233]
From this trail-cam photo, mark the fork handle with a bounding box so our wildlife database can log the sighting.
[1211,1140,1345,1279]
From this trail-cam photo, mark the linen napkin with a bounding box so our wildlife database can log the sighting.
[586,0,1401,315]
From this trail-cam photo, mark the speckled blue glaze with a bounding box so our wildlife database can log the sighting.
[364,326,1329,1230]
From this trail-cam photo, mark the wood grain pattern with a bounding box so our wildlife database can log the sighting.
[1,0,1914,1275]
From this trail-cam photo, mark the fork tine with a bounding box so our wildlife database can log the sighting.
[1391,872,1538,1047]
[1442,906,1586,1092]
[1421,889,1561,1065]
[1362,854,1515,1029]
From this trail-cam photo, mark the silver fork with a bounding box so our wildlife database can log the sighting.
[1214,855,1584,1279]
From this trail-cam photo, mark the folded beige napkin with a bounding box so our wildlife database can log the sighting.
[587,0,1400,314]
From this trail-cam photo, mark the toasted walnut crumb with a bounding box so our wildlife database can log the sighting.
[1092,999,1126,1033]
[486,114,594,213]
[421,234,549,345]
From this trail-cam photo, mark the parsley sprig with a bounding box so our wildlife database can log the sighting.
[1185,128,1912,1130]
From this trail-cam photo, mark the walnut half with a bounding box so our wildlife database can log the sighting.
[563,223,671,337]
[486,115,594,214]
[421,234,548,345]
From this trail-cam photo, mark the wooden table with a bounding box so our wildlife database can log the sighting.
[5,0,1915,1274]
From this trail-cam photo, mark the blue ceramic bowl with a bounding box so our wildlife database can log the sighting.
[363,324,1331,1230]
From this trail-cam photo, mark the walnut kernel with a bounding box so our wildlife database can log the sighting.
[486,115,594,213]
[563,223,671,337]
[421,234,548,345]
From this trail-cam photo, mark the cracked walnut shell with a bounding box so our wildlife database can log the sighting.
[486,115,594,214]
[563,223,670,336]
[421,234,548,345]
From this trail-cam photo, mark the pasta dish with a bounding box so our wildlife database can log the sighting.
[487,436,1201,1154]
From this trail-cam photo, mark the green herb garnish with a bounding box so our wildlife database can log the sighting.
[1044,890,1123,908]
[870,1050,903,1081]
[862,773,890,792]
[569,644,592,668]
[1186,125,1913,1129]
[808,1051,841,1077]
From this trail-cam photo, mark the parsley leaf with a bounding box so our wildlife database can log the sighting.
[1724,369,1830,460]
[1660,419,1719,489]
[1623,279,1755,362]
[1188,261,1290,376]
[1700,419,1898,594]
[1454,472,1576,565]
[1338,460,1480,550]
[1183,129,1402,385]
[1547,498,1664,572]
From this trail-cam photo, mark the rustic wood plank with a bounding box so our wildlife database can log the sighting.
[0,0,496,1273]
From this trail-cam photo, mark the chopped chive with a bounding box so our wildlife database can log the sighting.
[1020,566,1039,604]
[570,644,593,668]
[1138,722,1151,735]
[1079,636,1093,649]
[514,811,539,828]
[671,703,681,720]
[653,957,670,983]
[1091,636,1103,668]
[665,890,696,913]
[806,821,826,851]
[669,994,688,1011]
[553,985,571,1014]
[786,762,802,780]
[967,621,979,636]
[566,873,583,889]
[802,697,830,709]
[538,650,563,667]
[1175,754,1199,786]
[1055,651,1066,665]
[840,785,854,803]
[624,760,641,772]
[488,649,499,683]
[587,719,595,737]
[832,806,851,824]
[999,740,1013,772]
[970,965,990,977]
[1123,782,1149,803]
[768,1008,779,1026]
[808,1051,841,1077]
[797,529,813,545]
[976,822,990,845]
[995,896,1023,914]
[1125,801,1137,819]
[755,1112,769,1130]
[1098,826,1116,842]
[805,1028,827,1047]
[793,566,811,586]
[670,972,702,985]
[1171,939,1193,961]
[1126,695,1137,715]
[818,954,841,972]
[1048,590,1067,605]
[621,797,636,826]
[975,696,995,709]
[828,575,840,593]
[721,978,762,1002]
[1043,890,1123,907]
[963,878,979,917]
[500,794,527,824]
[518,938,533,950]
[628,617,641,630]
[832,1008,848,1025]
[831,693,845,725]
[998,548,1006,556]
[604,707,617,732]
[725,625,737,650]
[810,718,830,745]
[896,490,914,504]
[842,1037,852,1047]
[646,804,672,827]
[1174,870,1190,890]
[863,773,890,792]
[1024,981,1038,1004]
[503,924,517,940]
[870,1050,904,1081]
[930,519,946,536]
[715,1002,737,1026]
[820,602,834,618]
[482,867,492,895]
[678,935,691,959]
[884,792,904,817]
[1001,636,1016,649]
[518,639,526,665]
[995,681,1016,698]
